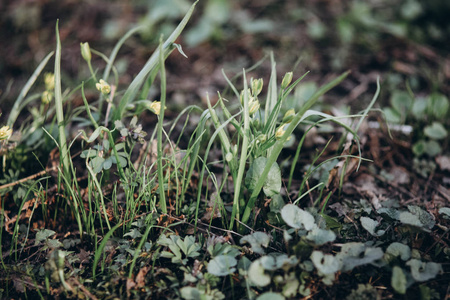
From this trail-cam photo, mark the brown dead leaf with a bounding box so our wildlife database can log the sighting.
[135,266,149,288]
[436,155,450,171]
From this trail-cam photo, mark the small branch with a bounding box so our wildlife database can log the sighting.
[0,166,58,190]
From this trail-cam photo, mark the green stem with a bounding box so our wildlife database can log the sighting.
[54,20,71,180]
[157,39,167,214]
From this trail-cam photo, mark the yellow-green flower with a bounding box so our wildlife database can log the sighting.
[80,42,92,62]
[41,90,53,104]
[282,109,295,124]
[251,78,263,96]
[281,72,293,89]
[248,99,260,115]
[96,79,111,95]
[44,72,55,91]
[148,101,165,116]
[0,126,13,141]
[275,125,286,140]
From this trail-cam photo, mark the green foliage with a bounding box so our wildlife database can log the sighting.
[384,90,449,157]
[157,234,201,265]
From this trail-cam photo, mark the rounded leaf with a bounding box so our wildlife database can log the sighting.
[207,255,237,276]
[424,122,447,140]
[281,204,315,230]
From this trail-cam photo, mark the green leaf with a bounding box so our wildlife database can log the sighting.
[439,207,450,219]
[399,206,435,231]
[406,259,443,282]
[412,97,427,120]
[412,140,426,156]
[385,242,411,261]
[424,140,442,157]
[306,227,336,245]
[207,255,237,276]
[424,122,448,140]
[391,266,407,294]
[257,292,285,300]
[180,286,202,300]
[124,228,143,239]
[310,251,341,275]
[391,90,413,117]
[338,243,384,272]
[46,239,63,249]
[245,157,281,197]
[429,93,449,119]
[384,107,402,123]
[360,216,385,236]
[281,204,315,230]
[269,194,285,214]
[248,258,271,287]
[35,229,56,245]
[240,232,271,255]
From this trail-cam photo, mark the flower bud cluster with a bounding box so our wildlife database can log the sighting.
[41,72,55,104]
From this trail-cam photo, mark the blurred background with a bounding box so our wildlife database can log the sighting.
[1,0,449,112]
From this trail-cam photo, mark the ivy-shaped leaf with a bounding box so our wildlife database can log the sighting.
[245,157,281,197]
[306,227,336,245]
[385,242,411,261]
[207,255,237,276]
[406,259,443,282]
[281,204,315,230]
[240,232,271,255]
[35,229,56,245]
[310,251,341,275]
[248,258,271,287]
[338,243,384,272]
[360,216,385,236]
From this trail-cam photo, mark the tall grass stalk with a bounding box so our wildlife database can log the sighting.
[229,70,251,231]
[54,20,71,180]
[157,39,167,214]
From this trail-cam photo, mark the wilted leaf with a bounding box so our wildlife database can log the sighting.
[406,259,443,282]
[281,204,315,230]
[207,255,237,276]
[391,266,407,294]
[245,157,281,197]
[240,232,271,255]
[306,227,336,245]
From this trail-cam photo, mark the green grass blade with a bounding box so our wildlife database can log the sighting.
[54,20,71,180]
[112,1,198,122]
[92,222,121,279]
[7,51,54,127]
